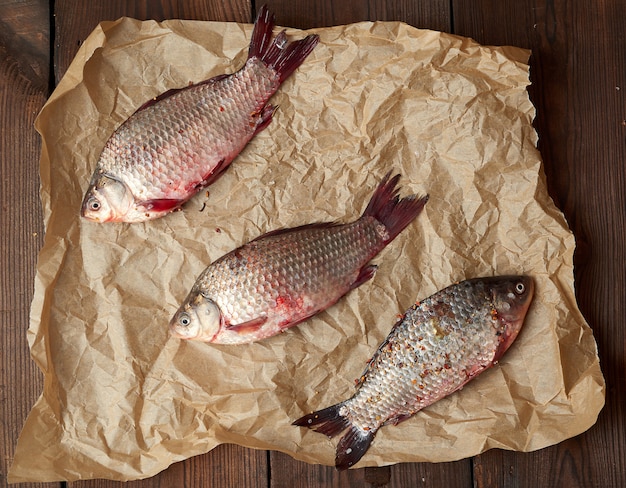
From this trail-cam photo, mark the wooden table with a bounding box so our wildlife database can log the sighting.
[1,1,623,486]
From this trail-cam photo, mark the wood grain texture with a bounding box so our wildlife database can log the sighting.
[66,444,268,488]
[270,450,473,488]
[0,1,50,487]
[454,1,625,487]
[2,0,624,487]
[262,0,450,30]
[53,0,252,83]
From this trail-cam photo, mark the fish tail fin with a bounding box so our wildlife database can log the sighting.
[336,425,375,470]
[249,5,320,83]
[293,403,375,470]
[293,403,350,436]
[362,172,429,243]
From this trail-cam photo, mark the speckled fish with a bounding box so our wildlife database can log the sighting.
[293,276,534,470]
[169,173,428,344]
[81,6,319,222]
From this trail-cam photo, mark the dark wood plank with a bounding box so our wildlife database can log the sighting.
[5,0,624,487]
[67,444,267,488]
[454,1,626,487]
[264,2,474,487]
[269,451,367,488]
[472,446,592,488]
[386,461,473,488]
[54,0,252,83]
[261,0,370,29]
[0,1,52,487]
[367,0,451,32]
[270,451,473,488]
[55,2,268,488]
[262,0,450,30]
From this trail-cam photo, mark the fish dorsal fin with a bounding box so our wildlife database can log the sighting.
[249,222,340,243]
[133,75,230,113]
[134,87,186,112]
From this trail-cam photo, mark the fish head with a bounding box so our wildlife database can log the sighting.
[488,275,534,361]
[81,173,134,222]
[169,292,222,341]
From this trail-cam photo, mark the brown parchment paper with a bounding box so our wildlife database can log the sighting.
[9,17,605,483]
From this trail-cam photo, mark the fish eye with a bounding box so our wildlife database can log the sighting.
[515,282,526,294]
[178,313,191,327]
[88,198,101,211]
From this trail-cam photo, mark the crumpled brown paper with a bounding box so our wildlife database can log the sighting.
[9,17,605,483]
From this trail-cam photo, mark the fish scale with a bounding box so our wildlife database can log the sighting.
[200,219,384,325]
[293,275,534,470]
[352,293,499,428]
[102,62,278,197]
[169,173,428,344]
[81,6,319,222]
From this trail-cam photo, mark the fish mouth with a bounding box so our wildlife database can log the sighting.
[81,173,134,222]
[169,322,187,339]
[169,310,197,339]
[169,309,197,339]
[169,295,223,342]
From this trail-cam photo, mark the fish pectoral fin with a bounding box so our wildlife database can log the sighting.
[350,265,378,291]
[141,198,185,212]
[386,413,413,426]
[465,363,485,379]
[194,158,228,191]
[226,316,268,334]
[252,104,277,136]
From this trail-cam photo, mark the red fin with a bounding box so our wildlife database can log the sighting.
[249,5,320,83]
[134,75,229,113]
[350,265,377,291]
[226,316,268,334]
[249,222,339,242]
[143,198,184,212]
[386,413,414,426]
[362,172,429,243]
[253,104,277,136]
[132,6,318,118]
[135,88,184,112]
[191,158,228,192]
[248,6,276,61]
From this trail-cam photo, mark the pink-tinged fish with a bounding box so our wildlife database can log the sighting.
[293,275,534,470]
[81,6,319,222]
[169,173,428,344]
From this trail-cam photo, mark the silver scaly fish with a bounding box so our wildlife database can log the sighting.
[81,6,319,222]
[293,276,534,469]
[169,173,428,344]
